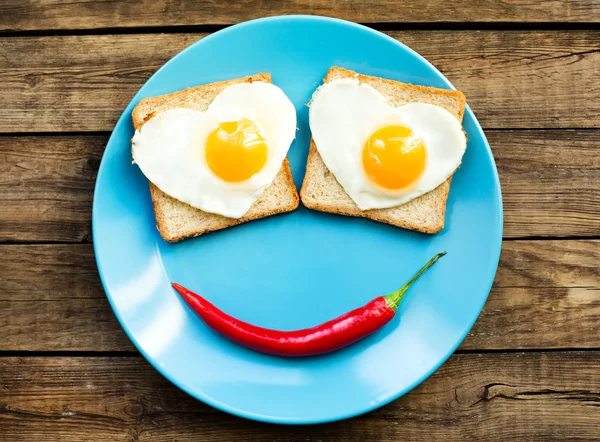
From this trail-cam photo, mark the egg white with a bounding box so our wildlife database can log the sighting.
[309,78,467,210]
[132,82,296,218]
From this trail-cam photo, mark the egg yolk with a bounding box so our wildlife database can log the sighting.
[362,125,426,190]
[205,119,268,182]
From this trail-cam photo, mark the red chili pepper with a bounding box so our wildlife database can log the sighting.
[172,252,445,357]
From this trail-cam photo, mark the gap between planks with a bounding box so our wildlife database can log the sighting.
[1,22,600,38]
[2,348,600,358]
[1,236,599,246]
[1,0,599,32]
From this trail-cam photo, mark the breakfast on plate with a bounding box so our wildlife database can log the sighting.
[131,68,466,354]
[173,252,445,356]
[301,67,467,234]
[88,14,502,422]
[131,74,299,242]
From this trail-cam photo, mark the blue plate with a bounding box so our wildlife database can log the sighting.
[93,16,502,424]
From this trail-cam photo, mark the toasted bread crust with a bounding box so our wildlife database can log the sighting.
[300,67,467,234]
[132,74,299,242]
[150,158,299,242]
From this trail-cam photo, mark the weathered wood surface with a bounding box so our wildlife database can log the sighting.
[2,0,599,32]
[0,245,134,351]
[465,239,600,350]
[1,352,600,440]
[2,1,600,438]
[495,129,600,238]
[0,136,101,243]
[1,240,597,352]
[1,131,599,242]
[0,31,599,132]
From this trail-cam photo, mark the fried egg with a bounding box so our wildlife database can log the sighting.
[132,82,296,218]
[309,78,467,210]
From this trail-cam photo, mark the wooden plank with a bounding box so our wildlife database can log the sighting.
[2,130,598,242]
[0,31,598,132]
[0,33,200,133]
[1,241,598,351]
[0,136,103,242]
[393,30,600,130]
[0,298,135,352]
[495,129,600,237]
[1,0,598,32]
[0,244,135,351]
[1,352,599,440]
[464,240,600,350]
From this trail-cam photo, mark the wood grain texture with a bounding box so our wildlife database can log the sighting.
[0,31,598,132]
[464,240,600,350]
[2,131,598,242]
[0,1,598,439]
[495,130,600,237]
[2,0,599,32]
[1,241,597,351]
[1,352,600,440]
[0,245,135,351]
[0,136,102,242]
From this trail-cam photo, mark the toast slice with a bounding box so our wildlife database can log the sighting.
[300,67,467,234]
[132,74,300,242]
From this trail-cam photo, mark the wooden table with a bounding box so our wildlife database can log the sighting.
[1,1,599,440]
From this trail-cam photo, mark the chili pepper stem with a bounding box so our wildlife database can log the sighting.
[384,252,446,311]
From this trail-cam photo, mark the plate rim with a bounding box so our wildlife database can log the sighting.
[92,14,503,424]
